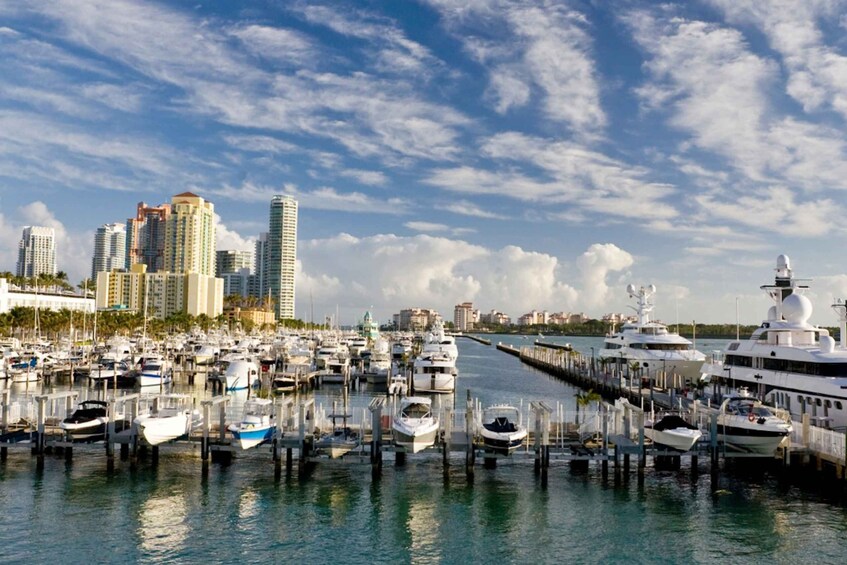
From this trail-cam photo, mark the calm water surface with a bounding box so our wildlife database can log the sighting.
[1,335,845,564]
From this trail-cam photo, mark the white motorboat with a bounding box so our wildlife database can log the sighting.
[134,395,203,446]
[7,356,41,383]
[412,350,456,393]
[392,396,439,453]
[644,413,702,452]
[717,389,792,454]
[60,400,111,442]
[478,405,527,455]
[228,398,275,450]
[137,357,173,387]
[599,284,705,385]
[700,255,847,429]
[223,359,260,391]
[88,360,131,382]
[315,407,359,458]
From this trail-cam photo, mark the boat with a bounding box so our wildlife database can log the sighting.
[60,400,110,442]
[392,396,439,453]
[478,405,527,455]
[88,359,131,383]
[700,255,847,429]
[411,350,456,393]
[599,284,705,386]
[136,357,173,387]
[7,355,41,383]
[228,398,275,450]
[223,359,260,391]
[716,389,792,454]
[134,395,203,446]
[644,413,702,452]
[315,403,359,458]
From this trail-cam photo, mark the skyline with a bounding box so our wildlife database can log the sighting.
[2,1,847,326]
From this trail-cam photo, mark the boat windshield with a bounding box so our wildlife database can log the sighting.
[402,404,431,418]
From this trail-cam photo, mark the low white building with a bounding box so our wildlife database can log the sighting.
[0,278,95,314]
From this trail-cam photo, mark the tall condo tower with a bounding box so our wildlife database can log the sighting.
[216,249,254,277]
[92,223,127,281]
[16,226,56,278]
[163,192,216,276]
[126,201,171,272]
[263,195,298,320]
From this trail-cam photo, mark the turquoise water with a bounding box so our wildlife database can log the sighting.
[1,336,846,564]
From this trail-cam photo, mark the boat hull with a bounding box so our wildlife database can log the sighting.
[412,373,455,393]
[392,421,439,453]
[717,423,789,454]
[645,427,702,452]
[136,411,200,446]
[229,425,275,450]
[137,373,173,387]
[478,429,527,456]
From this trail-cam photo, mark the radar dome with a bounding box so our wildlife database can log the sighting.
[777,254,790,270]
[782,293,812,324]
[626,284,635,295]
[648,284,656,294]
[767,306,778,321]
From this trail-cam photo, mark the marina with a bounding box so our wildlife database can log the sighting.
[2,334,847,564]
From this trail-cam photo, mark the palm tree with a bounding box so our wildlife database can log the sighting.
[575,388,602,426]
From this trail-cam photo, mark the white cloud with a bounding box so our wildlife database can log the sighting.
[338,169,388,186]
[576,244,634,310]
[215,213,254,252]
[436,199,507,219]
[627,9,847,192]
[404,221,450,232]
[296,233,631,324]
[425,0,605,135]
[206,181,410,214]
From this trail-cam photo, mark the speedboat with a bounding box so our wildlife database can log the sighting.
[644,413,702,452]
[700,255,847,429]
[60,400,110,442]
[228,398,275,450]
[134,395,203,446]
[392,396,439,453]
[478,405,527,455]
[717,389,792,454]
[315,411,359,458]
[599,284,705,385]
[223,359,260,391]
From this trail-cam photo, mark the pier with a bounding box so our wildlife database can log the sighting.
[1,384,844,488]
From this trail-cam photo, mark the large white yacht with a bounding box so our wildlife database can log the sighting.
[599,284,705,384]
[700,255,847,429]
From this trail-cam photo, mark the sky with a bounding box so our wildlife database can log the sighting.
[2,0,847,327]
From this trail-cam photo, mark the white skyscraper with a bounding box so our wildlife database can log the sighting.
[16,226,56,278]
[92,223,127,280]
[263,196,298,320]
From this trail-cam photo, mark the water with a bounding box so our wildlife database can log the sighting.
[1,335,846,564]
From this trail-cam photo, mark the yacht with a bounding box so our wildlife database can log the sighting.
[222,359,260,391]
[716,389,792,454]
[599,284,705,385]
[699,255,847,429]
[137,356,174,388]
[392,396,439,453]
[411,350,456,393]
[478,405,527,455]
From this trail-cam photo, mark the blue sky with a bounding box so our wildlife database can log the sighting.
[2,0,847,327]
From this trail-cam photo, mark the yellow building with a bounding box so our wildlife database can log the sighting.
[164,192,216,277]
[96,264,223,320]
[223,307,276,328]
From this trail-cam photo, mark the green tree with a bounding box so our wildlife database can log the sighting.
[575,389,602,426]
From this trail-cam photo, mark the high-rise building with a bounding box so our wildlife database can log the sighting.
[163,192,216,276]
[262,196,297,320]
[216,249,254,277]
[16,226,56,278]
[453,302,475,331]
[92,223,127,281]
[126,201,171,272]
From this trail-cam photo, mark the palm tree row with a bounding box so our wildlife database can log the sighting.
[0,271,79,294]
